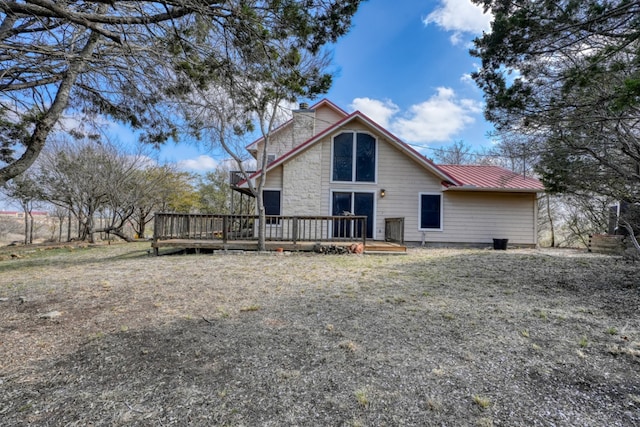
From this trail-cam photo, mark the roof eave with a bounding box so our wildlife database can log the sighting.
[443,186,544,193]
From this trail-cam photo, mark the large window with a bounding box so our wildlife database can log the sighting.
[263,190,281,224]
[419,193,442,230]
[331,191,374,239]
[332,132,376,182]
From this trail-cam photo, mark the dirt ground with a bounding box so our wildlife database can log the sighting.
[0,243,638,426]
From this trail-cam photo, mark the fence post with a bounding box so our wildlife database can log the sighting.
[362,217,367,246]
[292,217,298,244]
[223,216,228,243]
[153,214,160,255]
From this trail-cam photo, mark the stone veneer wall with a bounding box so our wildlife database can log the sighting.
[292,110,315,150]
[281,143,324,239]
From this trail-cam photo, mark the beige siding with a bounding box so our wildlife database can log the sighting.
[315,106,345,135]
[277,117,538,245]
[261,165,283,189]
[374,139,444,241]
[438,192,537,244]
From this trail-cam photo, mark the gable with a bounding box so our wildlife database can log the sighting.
[247,112,458,186]
[246,99,348,155]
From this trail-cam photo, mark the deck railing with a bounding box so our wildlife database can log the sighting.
[384,217,405,244]
[153,213,367,245]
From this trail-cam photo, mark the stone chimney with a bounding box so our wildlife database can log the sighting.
[291,102,315,150]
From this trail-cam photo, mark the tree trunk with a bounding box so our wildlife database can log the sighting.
[256,193,266,251]
[87,212,95,244]
[621,220,640,255]
[23,208,29,245]
[546,194,555,248]
[138,217,146,239]
[94,226,134,242]
[29,212,34,244]
[67,209,72,241]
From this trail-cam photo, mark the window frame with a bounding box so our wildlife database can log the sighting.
[262,189,281,226]
[329,189,377,240]
[418,192,443,231]
[330,131,377,184]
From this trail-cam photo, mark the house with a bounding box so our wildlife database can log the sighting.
[239,99,544,247]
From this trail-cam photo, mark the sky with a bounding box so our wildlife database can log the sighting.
[140,0,494,173]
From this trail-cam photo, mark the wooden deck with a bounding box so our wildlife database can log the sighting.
[151,213,406,255]
[151,239,406,255]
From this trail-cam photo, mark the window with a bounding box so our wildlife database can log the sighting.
[419,193,442,230]
[263,190,281,224]
[267,154,276,165]
[332,132,376,182]
[331,191,374,239]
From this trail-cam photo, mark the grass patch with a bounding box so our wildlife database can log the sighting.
[472,395,492,409]
[354,388,369,408]
[239,304,261,312]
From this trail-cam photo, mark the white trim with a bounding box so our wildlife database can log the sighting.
[329,189,377,240]
[418,192,444,232]
[329,131,378,185]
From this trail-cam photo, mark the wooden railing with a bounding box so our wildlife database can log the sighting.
[153,213,367,245]
[385,217,405,244]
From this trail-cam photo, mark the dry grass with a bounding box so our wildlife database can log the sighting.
[0,242,639,426]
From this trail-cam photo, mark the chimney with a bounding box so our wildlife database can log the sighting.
[291,102,315,150]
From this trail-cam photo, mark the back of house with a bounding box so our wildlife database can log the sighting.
[240,99,544,247]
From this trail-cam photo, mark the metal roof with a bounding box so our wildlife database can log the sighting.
[438,165,545,192]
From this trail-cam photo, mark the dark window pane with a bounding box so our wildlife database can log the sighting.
[263,190,281,224]
[333,133,353,181]
[332,192,352,237]
[354,192,374,238]
[332,192,352,216]
[420,194,441,229]
[355,133,376,182]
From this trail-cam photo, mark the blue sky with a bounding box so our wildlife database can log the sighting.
[156,0,494,172]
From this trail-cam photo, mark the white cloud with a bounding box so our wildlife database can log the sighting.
[360,87,483,144]
[349,98,399,129]
[460,73,474,85]
[425,0,492,45]
[177,155,218,172]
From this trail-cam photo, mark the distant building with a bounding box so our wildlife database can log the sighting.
[0,211,49,218]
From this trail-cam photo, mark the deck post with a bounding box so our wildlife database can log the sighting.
[152,214,160,255]
[292,217,298,244]
[222,216,228,243]
[362,217,367,246]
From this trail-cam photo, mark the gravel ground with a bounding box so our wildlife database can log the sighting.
[0,243,638,426]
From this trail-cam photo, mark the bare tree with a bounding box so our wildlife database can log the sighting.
[432,140,475,165]
[129,167,200,239]
[198,163,235,214]
[50,205,69,243]
[3,173,41,244]
[37,138,156,242]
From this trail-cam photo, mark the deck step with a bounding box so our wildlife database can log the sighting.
[364,244,407,253]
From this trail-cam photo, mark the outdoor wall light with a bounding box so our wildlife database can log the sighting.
[380,189,386,198]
